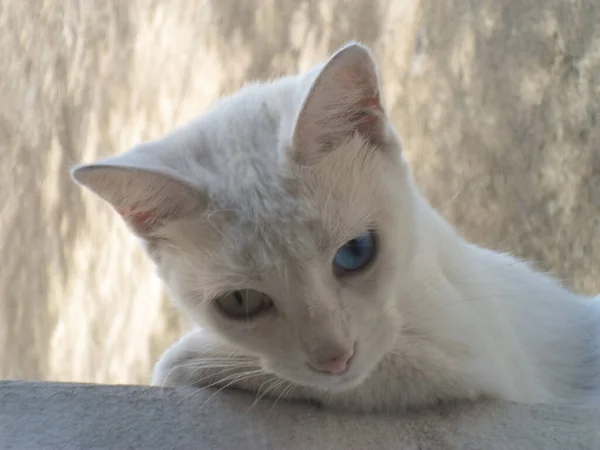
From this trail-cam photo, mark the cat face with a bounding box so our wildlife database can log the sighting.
[72,43,417,391]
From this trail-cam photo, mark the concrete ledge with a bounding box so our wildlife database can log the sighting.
[1,381,598,449]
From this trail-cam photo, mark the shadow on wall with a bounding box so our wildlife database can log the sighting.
[0,0,597,384]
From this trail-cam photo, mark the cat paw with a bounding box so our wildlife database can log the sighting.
[152,328,250,387]
[152,329,306,405]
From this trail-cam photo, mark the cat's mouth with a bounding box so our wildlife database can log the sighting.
[318,370,369,391]
[274,352,378,392]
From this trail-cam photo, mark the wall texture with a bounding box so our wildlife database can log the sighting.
[1,0,598,384]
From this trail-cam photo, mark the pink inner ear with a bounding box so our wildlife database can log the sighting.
[117,207,157,231]
[363,95,382,111]
[354,94,383,130]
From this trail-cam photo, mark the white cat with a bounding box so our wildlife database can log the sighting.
[72,43,600,413]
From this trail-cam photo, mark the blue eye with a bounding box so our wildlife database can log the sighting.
[333,231,376,274]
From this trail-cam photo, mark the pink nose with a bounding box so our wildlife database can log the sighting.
[312,350,354,375]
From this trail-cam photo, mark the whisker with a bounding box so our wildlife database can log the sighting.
[194,370,267,408]
[177,369,265,404]
[257,378,288,405]
[435,173,469,211]
[180,364,258,386]
[243,377,285,415]
[269,383,295,414]
[160,358,255,389]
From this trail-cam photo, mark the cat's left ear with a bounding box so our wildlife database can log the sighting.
[291,43,387,164]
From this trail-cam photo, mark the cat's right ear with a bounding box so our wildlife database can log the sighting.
[71,142,206,236]
[291,43,388,164]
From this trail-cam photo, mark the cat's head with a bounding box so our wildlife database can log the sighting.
[73,43,418,391]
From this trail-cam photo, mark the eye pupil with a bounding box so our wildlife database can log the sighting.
[333,231,376,274]
[346,240,361,255]
[234,291,244,306]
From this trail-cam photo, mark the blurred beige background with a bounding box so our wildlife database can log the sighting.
[1,0,598,385]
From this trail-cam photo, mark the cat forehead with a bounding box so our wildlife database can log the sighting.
[183,75,375,221]
[173,78,300,203]
[196,75,304,160]
[163,137,387,282]
[205,134,384,231]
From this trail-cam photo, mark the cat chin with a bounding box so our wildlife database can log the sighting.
[268,369,369,393]
[316,371,372,392]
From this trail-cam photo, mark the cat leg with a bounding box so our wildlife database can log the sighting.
[151,328,314,406]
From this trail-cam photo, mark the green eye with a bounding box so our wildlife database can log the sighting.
[215,290,274,319]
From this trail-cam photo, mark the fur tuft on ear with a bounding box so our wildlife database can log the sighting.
[292,43,387,164]
[72,143,206,235]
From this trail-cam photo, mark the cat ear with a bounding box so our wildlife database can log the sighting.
[291,43,386,164]
[71,142,206,235]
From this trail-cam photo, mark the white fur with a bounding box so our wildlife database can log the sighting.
[72,43,600,413]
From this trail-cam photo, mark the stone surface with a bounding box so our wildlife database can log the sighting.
[1,381,599,450]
